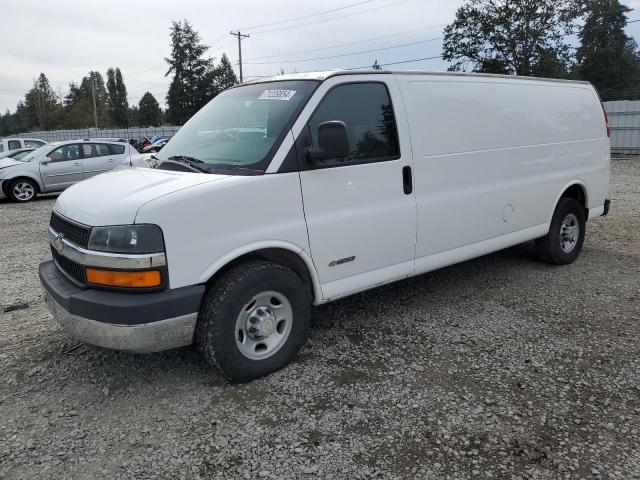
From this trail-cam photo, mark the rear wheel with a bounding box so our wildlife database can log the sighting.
[196,261,311,382]
[8,179,37,202]
[535,197,586,265]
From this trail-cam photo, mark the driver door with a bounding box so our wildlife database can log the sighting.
[297,79,417,300]
[40,143,84,191]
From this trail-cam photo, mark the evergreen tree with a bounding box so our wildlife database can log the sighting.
[212,54,238,93]
[107,67,129,127]
[138,92,162,127]
[64,71,110,128]
[0,110,8,136]
[442,0,581,77]
[10,102,31,134]
[128,105,140,127]
[24,73,60,130]
[575,0,640,100]
[165,20,214,124]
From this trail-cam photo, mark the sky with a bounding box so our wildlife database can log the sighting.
[1,0,639,114]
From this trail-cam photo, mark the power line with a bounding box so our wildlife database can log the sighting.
[249,0,414,35]
[251,54,444,78]
[345,54,443,70]
[245,24,446,61]
[238,0,377,31]
[244,36,443,65]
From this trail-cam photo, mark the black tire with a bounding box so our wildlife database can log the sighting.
[196,260,311,382]
[7,178,37,203]
[535,197,586,265]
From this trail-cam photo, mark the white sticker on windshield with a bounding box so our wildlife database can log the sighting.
[258,89,297,101]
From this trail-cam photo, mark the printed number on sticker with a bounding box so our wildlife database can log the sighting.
[258,90,297,101]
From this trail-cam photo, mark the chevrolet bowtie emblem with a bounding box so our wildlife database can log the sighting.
[55,233,65,254]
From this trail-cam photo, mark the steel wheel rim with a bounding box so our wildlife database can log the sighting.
[235,290,293,360]
[13,182,35,201]
[559,213,579,253]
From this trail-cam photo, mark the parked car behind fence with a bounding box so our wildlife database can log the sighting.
[0,138,46,153]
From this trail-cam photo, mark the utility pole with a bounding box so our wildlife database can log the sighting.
[230,30,250,83]
[91,76,98,129]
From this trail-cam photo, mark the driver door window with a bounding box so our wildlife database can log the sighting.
[307,82,400,167]
[49,144,81,162]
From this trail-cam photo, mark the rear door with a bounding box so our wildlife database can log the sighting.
[40,143,84,190]
[296,79,417,300]
[106,143,128,169]
[81,143,121,178]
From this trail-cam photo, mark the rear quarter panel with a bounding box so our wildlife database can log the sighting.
[397,75,609,259]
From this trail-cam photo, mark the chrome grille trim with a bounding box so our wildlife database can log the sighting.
[49,212,91,248]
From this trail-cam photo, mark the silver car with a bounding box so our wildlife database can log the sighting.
[0,140,145,202]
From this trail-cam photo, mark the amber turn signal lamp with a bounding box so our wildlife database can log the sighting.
[86,268,162,288]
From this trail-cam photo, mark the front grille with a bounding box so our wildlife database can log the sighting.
[50,213,91,249]
[51,247,86,285]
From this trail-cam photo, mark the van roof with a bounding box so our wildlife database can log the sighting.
[245,70,591,86]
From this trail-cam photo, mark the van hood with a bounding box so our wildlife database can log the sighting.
[54,168,230,226]
[0,158,22,169]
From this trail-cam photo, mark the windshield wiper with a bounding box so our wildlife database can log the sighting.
[165,155,211,174]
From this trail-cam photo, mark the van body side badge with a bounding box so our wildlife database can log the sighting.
[329,256,355,267]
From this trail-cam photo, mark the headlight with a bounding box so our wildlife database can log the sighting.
[88,225,165,254]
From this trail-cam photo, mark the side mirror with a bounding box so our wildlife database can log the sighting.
[40,156,52,165]
[307,121,349,163]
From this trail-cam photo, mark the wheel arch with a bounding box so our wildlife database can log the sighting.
[549,181,589,222]
[199,242,323,305]
[2,175,42,196]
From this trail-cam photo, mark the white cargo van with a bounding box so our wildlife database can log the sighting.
[40,71,610,382]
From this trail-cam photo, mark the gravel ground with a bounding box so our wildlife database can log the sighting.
[1,159,639,480]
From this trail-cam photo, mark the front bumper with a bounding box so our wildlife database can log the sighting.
[39,260,205,353]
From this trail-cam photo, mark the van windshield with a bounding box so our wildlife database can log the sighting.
[155,80,319,174]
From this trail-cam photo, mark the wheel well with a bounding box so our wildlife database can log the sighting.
[206,248,315,300]
[560,184,587,213]
[3,176,41,195]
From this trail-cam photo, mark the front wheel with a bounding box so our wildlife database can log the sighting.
[535,197,586,265]
[8,179,37,202]
[196,261,311,382]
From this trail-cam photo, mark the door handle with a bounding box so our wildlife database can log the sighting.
[402,166,413,195]
[73,162,81,166]
[108,158,115,162]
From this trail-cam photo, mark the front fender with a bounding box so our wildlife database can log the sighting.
[198,241,323,305]
[1,170,44,194]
